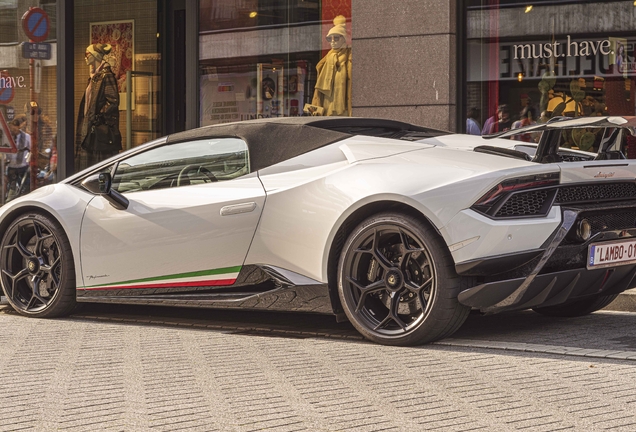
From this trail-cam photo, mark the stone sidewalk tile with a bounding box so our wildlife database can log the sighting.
[2,303,636,431]
[2,312,636,431]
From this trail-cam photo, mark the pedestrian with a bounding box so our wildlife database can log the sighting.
[466,108,481,135]
[511,106,538,142]
[5,118,32,201]
[482,104,506,135]
[483,104,512,134]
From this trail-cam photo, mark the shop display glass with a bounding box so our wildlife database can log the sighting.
[464,1,636,152]
[199,0,352,126]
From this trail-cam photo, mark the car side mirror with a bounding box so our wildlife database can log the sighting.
[80,172,129,210]
[98,172,112,194]
[80,173,102,195]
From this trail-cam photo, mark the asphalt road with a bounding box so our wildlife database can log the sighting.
[1,303,635,431]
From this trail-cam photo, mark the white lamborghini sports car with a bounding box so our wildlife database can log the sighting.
[2,116,636,346]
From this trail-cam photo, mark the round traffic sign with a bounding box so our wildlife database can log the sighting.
[0,84,15,105]
[22,8,50,43]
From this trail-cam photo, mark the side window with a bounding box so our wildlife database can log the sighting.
[111,138,249,193]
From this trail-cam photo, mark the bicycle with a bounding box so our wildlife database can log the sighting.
[5,166,30,203]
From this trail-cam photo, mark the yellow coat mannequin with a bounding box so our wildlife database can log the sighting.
[312,16,352,116]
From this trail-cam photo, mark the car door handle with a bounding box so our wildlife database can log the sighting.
[220,202,257,216]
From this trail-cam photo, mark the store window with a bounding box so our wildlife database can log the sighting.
[199,0,352,126]
[0,1,57,205]
[74,0,162,173]
[464,1,636,149]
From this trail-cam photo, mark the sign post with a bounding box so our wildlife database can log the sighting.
[22,7,50,192]
[34,60,41,94]
[0,111,18,206]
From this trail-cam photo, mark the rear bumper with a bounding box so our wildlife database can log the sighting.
[457,206,636,313]
[458,265,636,312]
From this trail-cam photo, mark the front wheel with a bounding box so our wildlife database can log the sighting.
[532,294,618,317]
[337,212,470,346]
[0,212,76,318]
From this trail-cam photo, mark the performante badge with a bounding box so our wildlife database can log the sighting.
[594,171,615,178]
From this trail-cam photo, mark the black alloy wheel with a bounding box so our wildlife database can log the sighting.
[0,213,76,317]
[338,212,470,346]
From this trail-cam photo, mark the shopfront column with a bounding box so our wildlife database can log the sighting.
[351,0,458,131]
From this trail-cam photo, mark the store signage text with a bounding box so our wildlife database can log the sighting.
[0,76,26,89]
[495,37,630,81]
[500,47,613,79]
[466,36,629,82]
[209,100,239,122]
[513,36,612,60]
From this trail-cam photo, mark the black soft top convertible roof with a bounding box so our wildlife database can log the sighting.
[166,117,447,172]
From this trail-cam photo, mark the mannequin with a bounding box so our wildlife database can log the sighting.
[76,43,122,169]
[311,15,352,116]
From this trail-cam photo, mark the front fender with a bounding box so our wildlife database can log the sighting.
[0,184,95,288]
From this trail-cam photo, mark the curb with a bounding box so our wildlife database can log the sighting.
[603,288,636,312]
[2,292,635,312]
[436,338,636,361]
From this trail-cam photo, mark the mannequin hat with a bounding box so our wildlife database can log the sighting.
[86,43,112,62]
[326,15,347,39]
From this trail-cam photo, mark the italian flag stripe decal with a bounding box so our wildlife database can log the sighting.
[80,266,242,291]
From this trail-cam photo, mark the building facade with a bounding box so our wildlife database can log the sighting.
[0,0,633,200]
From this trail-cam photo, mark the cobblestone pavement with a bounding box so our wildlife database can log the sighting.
[1,304,636,432]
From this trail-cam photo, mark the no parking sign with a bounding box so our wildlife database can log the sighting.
[21,8,50,43]
[0,86,14,105]
[0,71,14,105]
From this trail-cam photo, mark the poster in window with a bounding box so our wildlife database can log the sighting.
[609,37,627,75]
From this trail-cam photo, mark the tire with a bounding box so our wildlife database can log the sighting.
[0,212,76,318]
[337,212,470,346]
[532,294,619,317]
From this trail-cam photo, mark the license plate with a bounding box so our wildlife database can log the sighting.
[588,239,636,269]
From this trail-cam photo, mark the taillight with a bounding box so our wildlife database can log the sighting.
[472,172,560,218]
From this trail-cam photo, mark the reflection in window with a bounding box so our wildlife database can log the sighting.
[464,1,635,137]
[0,0,58,207]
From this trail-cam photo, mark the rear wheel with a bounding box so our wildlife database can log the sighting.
[532,294,618,317]
[337,212,470,346]
[0,213,76,318]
